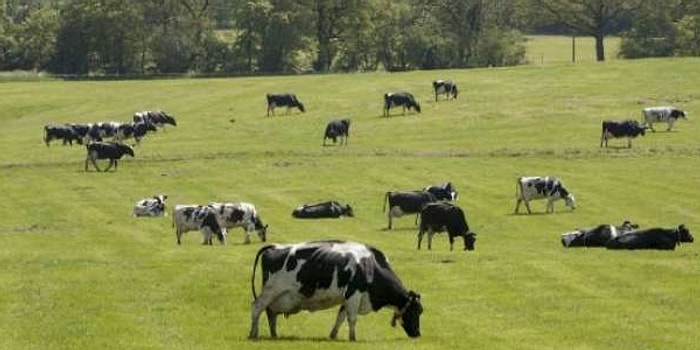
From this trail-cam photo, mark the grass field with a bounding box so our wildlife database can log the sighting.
[1,56,699,350]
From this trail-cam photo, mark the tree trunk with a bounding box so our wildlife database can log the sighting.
[595,34,605,61]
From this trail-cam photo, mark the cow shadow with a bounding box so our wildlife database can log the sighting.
[509,211,573,216]
[252,336,368,343]
[380,227,417,232]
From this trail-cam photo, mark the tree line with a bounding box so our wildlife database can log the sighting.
[0,0,698,76]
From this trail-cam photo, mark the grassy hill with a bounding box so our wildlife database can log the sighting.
[0,57,699,349]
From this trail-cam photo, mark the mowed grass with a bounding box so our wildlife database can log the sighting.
[525,35,621,65]
[1,57,699,350]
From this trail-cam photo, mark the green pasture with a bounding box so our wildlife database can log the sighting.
[1,57,699,350]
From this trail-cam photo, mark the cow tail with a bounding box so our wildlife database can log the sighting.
[251,244,273,300]
[383,192,390,212]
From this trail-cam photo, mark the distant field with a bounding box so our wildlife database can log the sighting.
[525,35,621,65]
[0,58,699,349]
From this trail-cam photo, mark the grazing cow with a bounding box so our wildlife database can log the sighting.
[424,182,458,201]
[266,93,305,116]
[383,92,421,116]
[208,202,268,244]
[133,194,168,217]
[606,225,693,250]
[561,220,639,248]
[249,240,423,341]
[69,123,102,144]
[323,118,351,146]
[44,124,81,146]
[383,191,438,229]
[417,202,476,251]
[641,106,687,132]
[292,200,354,219]
[514,176,576,214]
[172,204,227,245]
[432,80,458,101]
[84,142,134,172]
[600,120,646,148]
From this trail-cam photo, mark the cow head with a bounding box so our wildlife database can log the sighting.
[413,101,421,113]
[297,102,306,113]
[451,85,459,99]
[344,205,354,217]
[677,224,693,244]
[672,109,687,120]
[392,291,423,338]
[463,232,477,251]
[117,143,135,157]
[564,194,576,210]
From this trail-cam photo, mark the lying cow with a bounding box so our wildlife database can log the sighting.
[133,194,168,217]
[433,79,458,101]
[606,224,693,250]
[383,191,437,229]
[249,240,423,341]
[641,106,687,132]
[561,220,639,248]
[172,204,227,245]
[209,202,267,244]
[424,182,458,201]
[44,124,81,146]
[418,202,476,251]
[323,118,351,146]
[266,93,305,116]
[292,200,354,219]
[600,120,646,148]
[383,92,421,116]
[84,142,134,172]
[514,176,576,214]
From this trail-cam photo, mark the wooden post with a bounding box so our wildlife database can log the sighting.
[572,35,576,63]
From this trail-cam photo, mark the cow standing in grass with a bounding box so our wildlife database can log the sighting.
[600,120,646,148]
[383,92,421,116]
[323,118,351,146]
[514,176,575,214]
[641,106,687,132]
[266,93,305,116]
[432,80,458,101]
[84,142,134,172]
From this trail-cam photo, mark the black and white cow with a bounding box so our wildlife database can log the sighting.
[383,92,421,116]
[424,182,458,201]
[432,80,458,101]
[133,194,168,217]
[266,93,305,117]
[606,224,693,250]
[208,202,267,244]
[84,142,134,172]
[561,220,639,248]
[249,240,423,341]
[172,204,227,245]
[641,106,687,132]
[600,120,646,148]
[514,176,576,214]
[292,200,354,219]
[116,121,157,144]
[133,110,177,129]
[323,118,351,146]
[417,202,476,251]
[383,191,438,229]
[69,123,102,144]
[44,124,81,146]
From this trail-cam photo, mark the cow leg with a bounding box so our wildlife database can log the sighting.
[344,296,361,341]
[546,200,554,214]
[330,306,347,340]
[428,229,435,250]
[105,159,114,172]
[244,230,252,244]
[448,235,455,251]
[89,153,101,172]
[627,137,632,148]
[523,199,533,214]
[266,308,278,338]
[514,198,522,214]
[176,230,182,245]
[249,299,265,339]
[417,229,425,249]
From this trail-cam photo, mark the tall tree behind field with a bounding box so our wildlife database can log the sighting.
[532,0,642,61]
[311,0,370,72]
[258,0,311,73]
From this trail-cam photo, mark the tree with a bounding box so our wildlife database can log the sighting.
[533,0,642,61]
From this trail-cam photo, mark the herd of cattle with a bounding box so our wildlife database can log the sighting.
[43,79,691,341]
[43,110,177,171]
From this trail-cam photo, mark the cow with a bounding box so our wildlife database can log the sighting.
[84,142,134,172]
[606,225,693,250]
[208,202,267,244]
[44,124,81,146]
[266,93,305,117]
[69,123,102,144]
[292,200,354,219]
[417,202,476,251]
[133,194,168,217]
[116,121,157,144]
[432,80,458,101]
[323,118,351,146]
[600,120,646,148]
[248,240,423,341]
[561,220,639,248]
[424,182,458,201]
[383,191,438,229]
[641,106,687,132]
[514,176,576,214]
[134,110,177,129]
[172,204,227,245]
[383,92,421,116]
